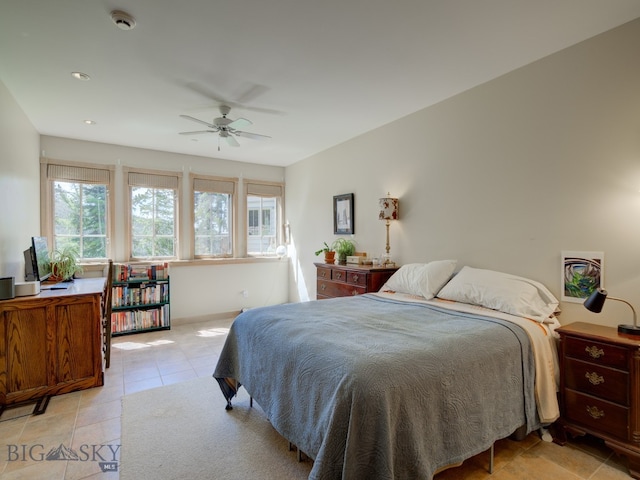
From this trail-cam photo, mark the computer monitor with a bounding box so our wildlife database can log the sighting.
[30,236,52,282]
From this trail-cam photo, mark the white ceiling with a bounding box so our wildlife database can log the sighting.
[2,1,640,167]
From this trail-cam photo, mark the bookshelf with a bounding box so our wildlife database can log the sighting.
[111,263,170,336]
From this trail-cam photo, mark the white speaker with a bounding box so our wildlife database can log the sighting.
[15,281,40,297]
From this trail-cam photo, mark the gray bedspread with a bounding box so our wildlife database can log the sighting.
[213,294,539,479]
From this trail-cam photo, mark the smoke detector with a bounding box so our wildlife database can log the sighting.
[111,10,136,30]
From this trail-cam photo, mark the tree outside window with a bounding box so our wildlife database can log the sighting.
[131,187,175,258]
[54,181,107,259]
[194,191,232,256]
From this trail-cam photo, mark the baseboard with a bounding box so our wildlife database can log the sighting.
[171,311,240,325]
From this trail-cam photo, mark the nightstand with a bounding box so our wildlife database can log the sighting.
[314,262,398,299]
[556,322,640,478]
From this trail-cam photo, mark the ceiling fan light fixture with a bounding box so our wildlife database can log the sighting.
[111,10,136,30]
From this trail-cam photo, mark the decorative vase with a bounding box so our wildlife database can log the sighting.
[324,251,335,264]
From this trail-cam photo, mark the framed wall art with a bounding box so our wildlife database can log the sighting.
[561,250,604,303]
[333,193,354,235]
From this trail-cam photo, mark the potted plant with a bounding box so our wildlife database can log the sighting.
[332,238,356,265]
[315,242,336,264]
[49,245,83,282]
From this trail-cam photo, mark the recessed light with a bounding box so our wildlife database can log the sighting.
[71,72,90,81]
[84,120,96,125]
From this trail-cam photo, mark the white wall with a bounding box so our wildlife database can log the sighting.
[0,80,40,280]
[285,18,640,328]
[170,260,289,319]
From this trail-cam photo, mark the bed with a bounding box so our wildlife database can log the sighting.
[213,263,561,479]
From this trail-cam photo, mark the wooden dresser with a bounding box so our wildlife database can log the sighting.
[556,322,640,478]
[314,262,398,299]
[0,278,105,410]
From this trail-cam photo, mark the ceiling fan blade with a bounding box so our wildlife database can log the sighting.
[179,114,215,128]
[225,135,240,147]
[179,130,216,135]
[235,131,271,141]
[228,117,252,129]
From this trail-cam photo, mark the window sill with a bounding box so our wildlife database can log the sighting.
[78,257,285,273]
[168,257,284,267]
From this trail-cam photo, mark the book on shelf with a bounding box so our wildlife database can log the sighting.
[112,283,169,307]
[111,304,169,334]
[113,262,169,282]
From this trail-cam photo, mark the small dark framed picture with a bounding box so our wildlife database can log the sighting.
[334,193,354,235]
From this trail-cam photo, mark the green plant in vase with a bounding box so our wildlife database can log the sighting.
[315,242,336,264]
[332,238,356,265]
[49,245,83,282]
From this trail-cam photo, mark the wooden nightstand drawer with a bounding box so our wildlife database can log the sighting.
[564,357,629,405]
[564,336,628,370]
[564,389,629,440]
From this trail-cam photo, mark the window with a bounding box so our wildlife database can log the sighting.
[246,181,283,256]
[42,162,112,260]
[128,171,180,259]
[192,176,236,257]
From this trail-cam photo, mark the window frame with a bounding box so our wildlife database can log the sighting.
[125,167,182,261]
[190,173,238,259]
[245,180,284,257]
[40,158,115,261]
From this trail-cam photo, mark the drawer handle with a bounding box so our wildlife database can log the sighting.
[586,405,605,420]
[336,272,342,279]
[320,284,326,291]
[585,345,604,359]
[320,271,326,277]
[585,371,604,386]
[352,274,359,282]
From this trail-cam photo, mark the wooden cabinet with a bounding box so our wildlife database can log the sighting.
[556,322,640,478]
[315,262,398,299]
[0,278,105,407]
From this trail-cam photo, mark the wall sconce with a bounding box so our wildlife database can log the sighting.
[378,193,398,266]
[584,287,640,335]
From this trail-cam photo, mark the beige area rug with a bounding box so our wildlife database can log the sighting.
[121,376,312,480]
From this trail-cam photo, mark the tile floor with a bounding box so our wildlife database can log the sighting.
[0,315,635,479]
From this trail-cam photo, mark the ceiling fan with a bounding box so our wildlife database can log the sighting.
[179,105,271,150]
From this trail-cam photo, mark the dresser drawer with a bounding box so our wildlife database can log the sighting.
[331,269,347,283]
[317,280,366,297]
[564,358,629,405]
[564,336,629,370]
[317,267,332,281]
[346,270,367,286]
[564,389,629,440]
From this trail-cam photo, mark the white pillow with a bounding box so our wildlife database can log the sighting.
[381,260,457,299]
[436,266,559,323]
